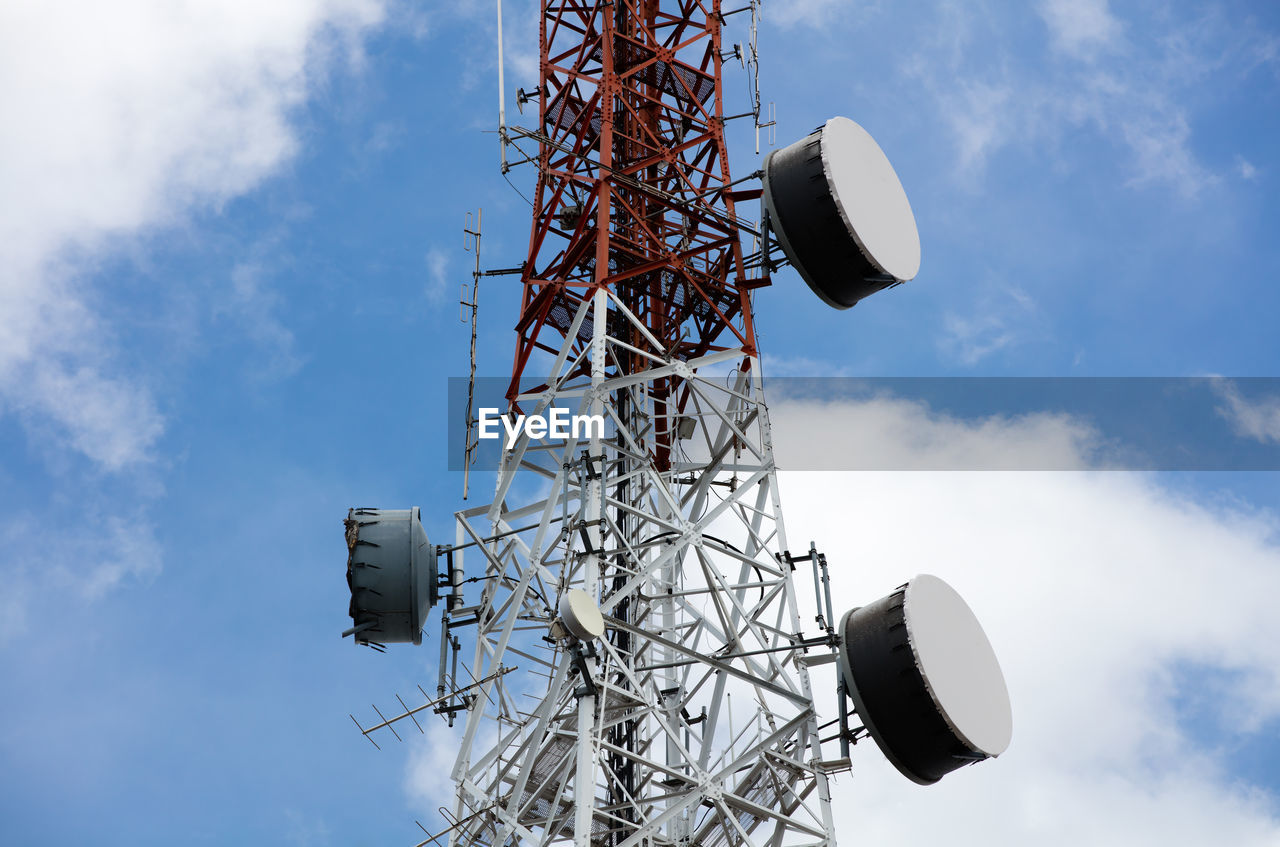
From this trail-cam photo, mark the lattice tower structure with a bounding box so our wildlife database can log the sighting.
[443,3,837,847]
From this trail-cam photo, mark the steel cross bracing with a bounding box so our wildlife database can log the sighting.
[507,0,766,414]
[444,298,835,847]
[438,3,834,847]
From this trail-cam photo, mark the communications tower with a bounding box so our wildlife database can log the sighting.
[455,5,834,844]
[342,3,1012,846]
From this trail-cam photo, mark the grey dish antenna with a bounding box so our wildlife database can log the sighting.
[764,116,920,309]
[838,574,1011,784]
[343,507,439,647]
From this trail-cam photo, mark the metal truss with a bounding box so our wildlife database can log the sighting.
[438,288,837,847]
[410,3,835,846]
[507,0,768,409]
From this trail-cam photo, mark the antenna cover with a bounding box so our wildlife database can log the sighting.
[763,116,920,309]
[838,574,1011,784]
[344,507,438,646]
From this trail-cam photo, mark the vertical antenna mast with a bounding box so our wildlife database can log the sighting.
[496,0,509,173]
[461,209,482,500]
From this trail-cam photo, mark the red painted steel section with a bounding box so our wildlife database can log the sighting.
[510,0,763,429]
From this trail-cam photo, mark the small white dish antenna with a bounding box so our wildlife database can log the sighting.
[558,588,605,641]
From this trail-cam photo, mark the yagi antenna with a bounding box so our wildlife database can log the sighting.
[461,209,482,500]
[747,1,775,153]
[349,666,516,749]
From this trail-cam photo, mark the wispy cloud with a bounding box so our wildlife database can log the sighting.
[221,261,305,382]
[947,80,1014,179]
[388,0,433,41]
[1038,0,1122,59]
[0,507,163,645]
[18,361,165,472]
[887,2,1271,197]
[940,311,1018,365]
[425,247,452,304]
[284,808,332,847]
[363,120,405,156]
[1120,108,1216,197]
[405,719,467,807]
[938,283,1039,366]
[1215,380,1280,446]
[769,0,854,30]
[761,353,853,378]
[1236,155,1260,181]
[0,575,31,646]
[77,513,165,598]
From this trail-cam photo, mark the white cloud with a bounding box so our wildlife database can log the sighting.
[0,0,384,469]
[0,575,31,646]
[18,361,165,471]
[388,0,433,42]
[0,508,163,644]
[439,0,538,98]
[1214,380,1280,446]
[1237,155,1260,181]
[426,247,452,304]
[895,3,1252,196]
[772,397,1280,844]
[947,80,1014,178]
[940,311,1017,365]
[76,513,165,598]
[364,120,405,156]
[284,807,332,846]
[222,261,306,382]
[503,0,542,86]
[406,719,468,809]
[761,353,852,378]
[771,393,1097,470]
[769,0,852,30]
[1121,109,1215,198]
[938,283,1039,366]
[404,705,504,823]
[1038,0,1122,59]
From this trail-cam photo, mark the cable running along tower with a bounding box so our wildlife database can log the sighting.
[342,3,1012,847]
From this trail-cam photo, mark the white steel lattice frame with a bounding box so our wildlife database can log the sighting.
[418,1,837,845]
[441,291,836,847]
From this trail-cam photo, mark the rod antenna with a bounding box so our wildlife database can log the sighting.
[496,0,509,173]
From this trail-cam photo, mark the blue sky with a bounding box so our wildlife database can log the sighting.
[1,1,1279,845]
